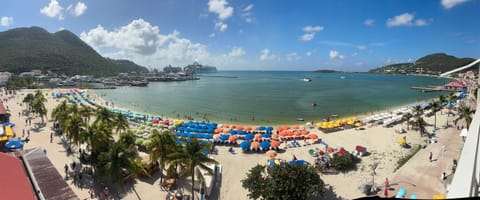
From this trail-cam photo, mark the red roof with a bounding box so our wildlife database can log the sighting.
[0,153,36,200]
[0,102,7,115]
[444,81,466,88]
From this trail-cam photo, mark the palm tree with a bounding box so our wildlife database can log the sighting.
[168,138,218,200]
[94,107,114,126]
[429,101,441,131]
[402,113,413,130]
[65,115,86,145]
[413,117,427,137]
[447,92,458,116]
[32,90,47,123]
[23,93,34,111]
[455,105,475,128]
[79,105,93,124]
[52,100,69,132]
[147,129,178,184]
[413,105,423,117]
[97,141,146,187]
[118,130,137,152]
[113,113,129,134]
[81,123,114,169]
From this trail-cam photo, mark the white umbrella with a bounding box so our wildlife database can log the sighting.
[460,128,468,137]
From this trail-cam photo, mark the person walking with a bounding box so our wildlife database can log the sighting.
[429,152,433,162]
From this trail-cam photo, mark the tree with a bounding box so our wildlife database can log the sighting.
[65,115,86,145]
[113,113,129,134]
[429,101,441,131]
[51,100,70,133]
[455,105,475,128]
[402,113,413,130]
[23,93,34,111]
[78,105,93,124]
[97,141,146,187]
[81,123,114,169]
[242,163,325,200]
[147,129,178,184]
[168,138,218,200]
[94,107,113,126]
[413,117,427,137]
[330,154,355,171]
[447,92,458,115]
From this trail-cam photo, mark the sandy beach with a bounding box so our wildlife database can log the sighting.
[3,88,466,200]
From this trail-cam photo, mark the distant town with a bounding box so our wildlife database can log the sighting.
[0,62,217,89]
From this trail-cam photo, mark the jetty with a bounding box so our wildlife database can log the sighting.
[197,75,238,78]
[410,86,459,93]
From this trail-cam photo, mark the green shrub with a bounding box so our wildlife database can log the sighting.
[330,154,354,171]
[395,145,421,172]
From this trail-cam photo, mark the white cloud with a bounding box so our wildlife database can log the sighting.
[0,16,14,26]
[299,25,324,41]
[241,4,255,23]
[386,13,429,27]
[364,19,374,26]
[209,33,216,38]
[215,22,228,32]
[299,33,315,41]
[306,51,313,57]
[286,53,300,61]
[260,48,276,61]
[228,47,245,57]
[40,0,64,20]
[208,0,233,20]
[208,0,233,32]
[441,0,469,9]
[356,45,366,50]
[73,2,87,17]
[329,50,345,60]
[302,26,323,32]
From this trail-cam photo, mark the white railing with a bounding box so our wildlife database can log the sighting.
[440,59,480,77]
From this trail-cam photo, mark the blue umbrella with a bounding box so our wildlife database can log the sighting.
[230,129,237,135]
[396,187,407,198]
[204,134,213,139]
[262,133,271,138]
[261,141,270,149]
[237,130,246,135]
[220,134,229,141]
[266,127,274,131]
[4,122,15,127]
[240,141,251,150]
[175,132,183,137]
[245,133,254,140]
[289,160,306,165]
[5,139,24,149]
[258,126,266,131]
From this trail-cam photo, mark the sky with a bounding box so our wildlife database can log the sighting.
[1,0,479,71]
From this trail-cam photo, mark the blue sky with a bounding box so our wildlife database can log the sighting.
[1,0,479,71]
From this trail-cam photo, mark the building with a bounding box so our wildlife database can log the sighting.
[0,72,12,86]
[0,102,8,123]
[444,81,467,91]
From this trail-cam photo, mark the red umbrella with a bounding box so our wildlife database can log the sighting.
[309,134,318,139]
[152,118,160,124]
[270,140,281,147]
[266,150,277,158]
[229,135,238,142]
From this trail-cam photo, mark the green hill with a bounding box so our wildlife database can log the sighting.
[0,26,148,76]
[369,53,477,75]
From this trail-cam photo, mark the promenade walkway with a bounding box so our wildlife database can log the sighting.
[385,123,464,198]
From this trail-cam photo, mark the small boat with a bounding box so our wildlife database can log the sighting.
[303,78,312,82]
[296,118,304,121]
[331,114,338,117]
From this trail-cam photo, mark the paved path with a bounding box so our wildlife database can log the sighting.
[384,125,464,199]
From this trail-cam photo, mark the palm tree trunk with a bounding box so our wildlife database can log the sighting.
[434,113,437,130]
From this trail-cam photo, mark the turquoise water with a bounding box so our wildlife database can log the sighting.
[94,71,451,125]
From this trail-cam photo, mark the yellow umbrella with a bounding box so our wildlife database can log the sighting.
[397,138,406,144]
[432,194,446,199]
[347,121,354,125]
[354,122,362,127]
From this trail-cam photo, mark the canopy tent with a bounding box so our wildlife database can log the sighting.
[460,128,468,137]
[396,187,407,198]
[5,138,24,149]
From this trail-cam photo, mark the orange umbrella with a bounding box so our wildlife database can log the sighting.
[252,126,258,130]
[279,131,287,137]
[229,135,238,142]
[287,131,294,136]
[224,124,230,128]
[244,126,252,131]
[214,128,223,133]
[251,141,260,149]
[236,125,244,130]
[292,125,300,129]
[223,128,231,133]
[213,134,220,140]
[309,134,318,139]
[271,133,279,139]
[255,133,263,140]
[283,125,290,130]
[266,150,277,158]
[294,131,301,136]
[276,127,284,132]
[270,140,281,147]
[301,130,309,135]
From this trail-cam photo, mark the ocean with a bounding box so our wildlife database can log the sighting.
[93,71,452,125]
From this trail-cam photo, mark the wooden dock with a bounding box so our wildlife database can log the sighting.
[411,86,458,93]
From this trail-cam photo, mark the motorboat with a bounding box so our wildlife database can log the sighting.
[303,78,312,82]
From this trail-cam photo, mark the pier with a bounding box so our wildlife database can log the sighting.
[197,75,238,78]
[410,86,459,93]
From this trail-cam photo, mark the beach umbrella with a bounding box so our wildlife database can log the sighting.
[258,126,266,131]
[252,126,258,131]
[236,125,244,130]
[213,134,220,141]
[293,131,301,136]
[220,134,229,141]
[266,150,277,158]
[289,160,307,165]
[214,128,223,134]
[245,133,254,140]
[4,122,15,127]
[244,126,252,131]
[262,133,271,138]
[224,124,230,128]
[266,127,274,131]
[237,130,247,135]
[204,134,213,139]
[279,131,287,137]
[270,140,281,147]
[287,131,294,136]
[240,141,251,150]
[152,118,160,124]
[230,129,237,135]
[5,139,24,149]
[271,133,279,139]
[261,141,271,149]
[354,122,362,127]
[229,135,238,142]
[397,138,406,144]
[309,134,318,139]
[255,133,263,140]
[396,187,407,198]
[460,128,468,137]
[251,141,260,149]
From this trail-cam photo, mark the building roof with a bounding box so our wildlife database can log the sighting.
[445,81,466,88]
[0,152,36,200]
[22,148,79,200]
[0,102,7,115]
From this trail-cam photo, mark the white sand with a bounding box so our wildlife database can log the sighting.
[3,88,464,200]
